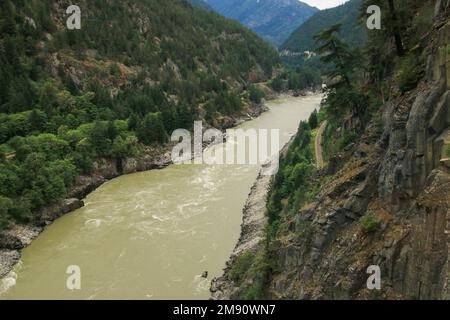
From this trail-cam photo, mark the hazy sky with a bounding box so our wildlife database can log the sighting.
[301,0,350,10]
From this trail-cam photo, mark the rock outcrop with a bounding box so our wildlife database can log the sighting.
[211,172,272,299]
[212,2,449,300]
[266,5,450,300]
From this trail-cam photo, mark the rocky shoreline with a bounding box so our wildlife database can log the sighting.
[0,147,172,278]
[210,134,296,300]
[0,99,273,280]
[210,171,272,299]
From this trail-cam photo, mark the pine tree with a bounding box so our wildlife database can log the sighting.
[137,112,168,145]
[128,113,140,131]
[29,109,46,133]
[387,0,405,57]
[314,24,354,88]
[315,24,366,130]
[0,0,16,36]
[106,121,118,141]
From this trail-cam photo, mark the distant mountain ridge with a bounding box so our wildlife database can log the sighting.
[205,0,319,45]
[187,0,212,10]
[281,0,366,52]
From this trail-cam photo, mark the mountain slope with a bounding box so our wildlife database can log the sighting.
[205,0,319,45]
[281,0,366,52]
[212,1,450,300]
[187,0,213,10]
[0,0,278,229]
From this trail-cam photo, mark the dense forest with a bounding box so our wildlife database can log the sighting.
[0,0,279,229]
[281,0,366,53]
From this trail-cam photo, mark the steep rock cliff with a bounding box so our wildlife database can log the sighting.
[269,4,450,300]
[212,1,450,300]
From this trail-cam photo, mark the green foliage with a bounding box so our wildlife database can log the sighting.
[214,91,242,114]
[314,24,355,88]
[267,121,315,231]
[248,85,264,104]
[137,112,168,145]
[0,196,13,230]
[445,144,450,158]
[281,0,366,53]
[111,134,139,159]
[308,109,318,129]
[0,0,279,229]
[236,247,275,300]
[230,251,255,284]
[360,215,381,234]
[322,121,358,160]
[270,77,284,92]
[271,66,321,92]
[397,54,424,93]
[314,25,368,130]
[241,282,265,300]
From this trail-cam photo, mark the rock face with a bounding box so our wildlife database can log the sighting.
[213,4,449,300]
[267,7,450,300]
[211,135,296,299]
[211,172,272,299]
[0,250,20,278]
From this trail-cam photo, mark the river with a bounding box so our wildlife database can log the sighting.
[0,95,322,300]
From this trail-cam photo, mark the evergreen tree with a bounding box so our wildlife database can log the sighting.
[29,109,46,133]
[308,109,318,129]
[89,121,111,155]
[128,113,140,131]
[387,0,405,56]
[314,24,354,88]
[137,112,168,145]
[314,24,366,129]
[106,121,118,141]
[0,0,16,36]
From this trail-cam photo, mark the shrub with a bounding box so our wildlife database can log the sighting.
[340,130,357,149]
[361,215,381,234]
[398,55,423,93]
[0,196,13,229]
[242,283,265,300]
[137,112,168,145]
[249,85,264,104]
[308,109,318,129]
[230,251,254,284]
[270,77,284,92]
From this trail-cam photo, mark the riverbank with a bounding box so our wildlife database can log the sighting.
[210,133,296,300]
[0,93,285,280]
[209,171,272,299]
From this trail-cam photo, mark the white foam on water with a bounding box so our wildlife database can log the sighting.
[0,271,18,296]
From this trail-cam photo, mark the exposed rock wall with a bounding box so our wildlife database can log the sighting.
[265,5,450,300]
[212,3,449,300]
